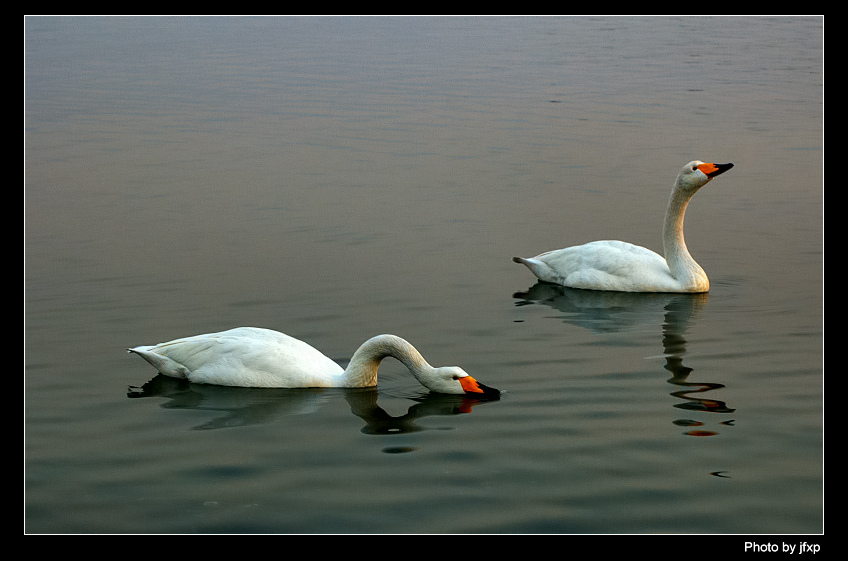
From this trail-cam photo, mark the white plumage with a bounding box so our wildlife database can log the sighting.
[128,327,499,396]
[514,160,733,293]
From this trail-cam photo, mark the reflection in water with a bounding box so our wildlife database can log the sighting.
[127,375,329,430]
[127,375,498,448]
[344,388,497,435]
[513,283,735,437]
[660,293,736,436]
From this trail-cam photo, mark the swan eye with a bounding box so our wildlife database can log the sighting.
[451,375,459,380]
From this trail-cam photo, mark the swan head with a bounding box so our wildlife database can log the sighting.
[677,160,734,193]
[422,366,501,397]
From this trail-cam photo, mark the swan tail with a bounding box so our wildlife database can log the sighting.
[127,346,191,379]
[512,256,537,269]
[512,257,560,283]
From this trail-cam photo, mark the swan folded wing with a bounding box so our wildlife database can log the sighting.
[132,328,345,388]
[536,241,678,292]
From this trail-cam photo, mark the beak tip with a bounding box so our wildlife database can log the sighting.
[704,162,734,178]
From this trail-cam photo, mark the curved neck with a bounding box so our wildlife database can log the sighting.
[343,335,432,388]
[662,185,708,290]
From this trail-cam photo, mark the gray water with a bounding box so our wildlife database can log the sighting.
[25,16,823,535]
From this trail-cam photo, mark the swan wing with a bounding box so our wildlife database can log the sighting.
[527,241,679,292]
[129,327,345,388]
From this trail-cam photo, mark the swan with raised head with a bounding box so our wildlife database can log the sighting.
[128,327,499,396]
[513,160,733,293]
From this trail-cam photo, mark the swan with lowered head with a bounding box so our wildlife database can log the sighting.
[128,327,499,396]
[513,160,733,293]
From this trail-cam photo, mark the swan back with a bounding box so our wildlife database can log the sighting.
[128,327,344,388]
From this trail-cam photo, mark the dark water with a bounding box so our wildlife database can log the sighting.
[25,16,822,534]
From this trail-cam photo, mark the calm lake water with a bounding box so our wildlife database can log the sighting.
[25,16,823,535]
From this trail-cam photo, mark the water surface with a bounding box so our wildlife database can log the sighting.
[25,16,823,534]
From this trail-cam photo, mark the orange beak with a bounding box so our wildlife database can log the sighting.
[459,375,500,397]
[459,375,484,393]
[697,162,734,178]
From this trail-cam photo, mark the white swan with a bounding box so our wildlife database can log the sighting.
[128,327,499,396]
[513,160,733,293]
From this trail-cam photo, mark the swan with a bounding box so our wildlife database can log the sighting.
[513,160,733,293]
[127,327,499,396]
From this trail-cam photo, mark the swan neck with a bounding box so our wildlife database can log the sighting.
[662,187,691,257]
[662,182,707,290]
[343,335,432,388]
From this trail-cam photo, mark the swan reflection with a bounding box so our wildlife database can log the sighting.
[514,282,734,436]
[344,387,495,435]
[127,374,497,440]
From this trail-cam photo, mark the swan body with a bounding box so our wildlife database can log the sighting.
[514,160,733,293]
[128,327,498,396]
